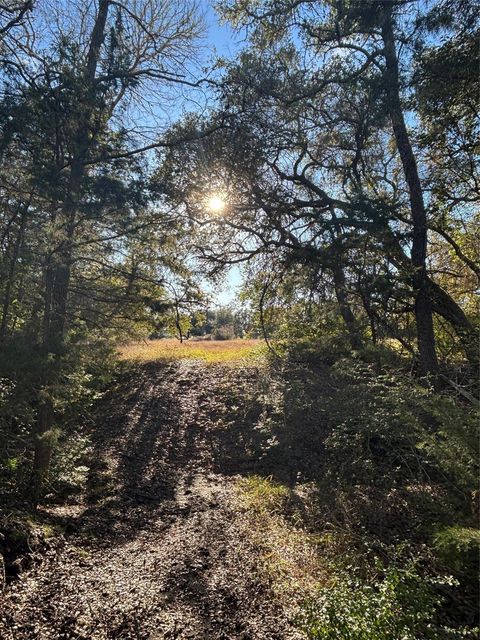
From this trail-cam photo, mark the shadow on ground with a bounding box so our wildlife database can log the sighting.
[0,359,302,639]
[77,360,276,543]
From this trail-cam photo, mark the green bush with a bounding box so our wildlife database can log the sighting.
[434,526,480,578]
[0,328,116,500]
[48,432,92,498]
[417,399,479,497]
[297,564,476,640]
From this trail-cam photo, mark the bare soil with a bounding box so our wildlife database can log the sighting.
[0,361,302,639]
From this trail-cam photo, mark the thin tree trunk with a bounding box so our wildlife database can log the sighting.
[381,9,438,376]
[359,288,377,345]
[175,302,184,343]
[328,211,363,350]
[332,263,362,349]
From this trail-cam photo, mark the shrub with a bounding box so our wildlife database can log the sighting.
[434,526,480,578]
[297,564,477,640]
[238,475,291,515]
[213,324,235,340]
[247,357,478,635]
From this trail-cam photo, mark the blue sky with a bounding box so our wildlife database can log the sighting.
[199,2,244,307]
[204,1,241,58]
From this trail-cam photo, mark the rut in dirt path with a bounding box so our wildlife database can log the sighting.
[0,360,302,640]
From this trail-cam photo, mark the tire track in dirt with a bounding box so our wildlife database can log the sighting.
[0,360,302,639]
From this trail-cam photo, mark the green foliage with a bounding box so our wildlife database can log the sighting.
[0,329,117,500]
[264,356,478,502]
[0,339,42,494]
[276,304,352,360]
[185,307,251,340]
[417,398,479,496]
[242,355,479,634]
[297,563,476,640]
[50,432,92,497]
[323,361,431,485]
[434,527,480,580]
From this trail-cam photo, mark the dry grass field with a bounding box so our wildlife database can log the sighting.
[119,338,265,363]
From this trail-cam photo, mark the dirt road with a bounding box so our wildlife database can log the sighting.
[0,361,301,639]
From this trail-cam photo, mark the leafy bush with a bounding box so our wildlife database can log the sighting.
[434,526,480,578]
[0,329,116,501]
[417,399,479,496]
[49,432,92,498]
[297,564,476,640]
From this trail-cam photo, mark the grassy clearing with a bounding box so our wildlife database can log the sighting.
[119,338,265,364]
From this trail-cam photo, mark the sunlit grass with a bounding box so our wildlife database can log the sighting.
[238,475,291,515]
[236,475,327,600]
[119,338,265,364]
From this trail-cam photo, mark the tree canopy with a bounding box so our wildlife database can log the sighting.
[0,0,477,586]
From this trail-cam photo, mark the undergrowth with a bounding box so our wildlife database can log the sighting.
[0,334,116,503]
[236,345,479,639]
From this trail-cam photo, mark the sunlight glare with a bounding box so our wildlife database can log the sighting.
[207,194,226,214]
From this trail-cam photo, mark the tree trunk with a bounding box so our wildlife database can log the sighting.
[29,0,110,503]
[384,228,477,367]
[428,279,479,370]
[332,263,363,349]
[381,9,438,377]
[359,289,377,345]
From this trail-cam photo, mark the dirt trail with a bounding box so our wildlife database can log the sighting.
[0,361,302,639]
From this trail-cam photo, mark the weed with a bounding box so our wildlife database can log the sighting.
[238,475,291,515]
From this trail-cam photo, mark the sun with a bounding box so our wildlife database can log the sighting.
[207,194,226,214]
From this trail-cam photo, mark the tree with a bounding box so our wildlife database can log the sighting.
[159,0,478,372]
[218,0,443,373]
[0,0,204,501]
[0,1,31,38]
